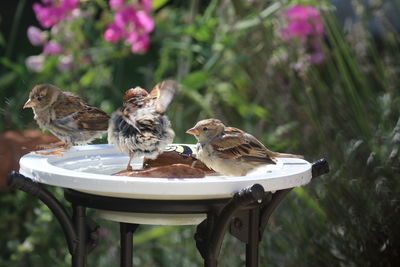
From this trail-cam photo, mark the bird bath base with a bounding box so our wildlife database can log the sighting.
[8,144,329,267]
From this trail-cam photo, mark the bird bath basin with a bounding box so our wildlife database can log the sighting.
[19,144,313,225]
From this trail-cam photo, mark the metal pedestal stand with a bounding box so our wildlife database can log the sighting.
[7,159,329,267]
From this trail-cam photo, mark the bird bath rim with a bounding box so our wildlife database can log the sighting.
[19,144,312,200]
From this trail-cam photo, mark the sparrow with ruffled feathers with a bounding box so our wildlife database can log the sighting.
[23,84,110,155]
[108,80,177,170]
[186,118,304,176]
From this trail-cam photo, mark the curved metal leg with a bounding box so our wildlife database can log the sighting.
[7,171,78,255]
[195,184,265,267]
[7,171,98,267]
[259,159,330,241]
[259,189,292,236]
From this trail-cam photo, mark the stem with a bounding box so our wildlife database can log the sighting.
[5,0,27,59]
[177,0,198,81]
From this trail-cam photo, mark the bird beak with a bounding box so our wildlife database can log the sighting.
[186,128,200,136]
[23,98,35,109]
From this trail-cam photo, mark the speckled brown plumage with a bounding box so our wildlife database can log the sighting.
[23,84,110,154]
[108,80,177,170]
[186,118,303,176]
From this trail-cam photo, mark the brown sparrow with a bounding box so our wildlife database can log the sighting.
[108,80,177,170]
[23,84,110,155]
[186,118,304,176]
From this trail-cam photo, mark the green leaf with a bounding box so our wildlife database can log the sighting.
[0,57,24,74]
[234,2,281,30]
[293,187,326,221]
[0,71,18,87]
[153,0,168,10]
[80,70,96,87]
[181,71,209,90]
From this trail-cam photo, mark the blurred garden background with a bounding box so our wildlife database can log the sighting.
[1,0,400,266]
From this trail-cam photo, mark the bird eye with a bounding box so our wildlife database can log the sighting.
[202,127,208,131]
[37,96,42,101]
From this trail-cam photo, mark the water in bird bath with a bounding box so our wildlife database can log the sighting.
[46,143,285,177]
[47,144,144,175]
[52,155,144,174]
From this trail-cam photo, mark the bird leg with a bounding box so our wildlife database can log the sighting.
[126,153,133,171]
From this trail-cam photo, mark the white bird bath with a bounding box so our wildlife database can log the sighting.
[19,144,313,225]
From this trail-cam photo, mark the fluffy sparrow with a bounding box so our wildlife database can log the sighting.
[23,84,110,155]
[186,118,304,176]
[108,80,177,170]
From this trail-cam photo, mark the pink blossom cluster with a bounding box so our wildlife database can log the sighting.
[104,0,154,53]
[281,5,325,63]
[33,0,79,28]
[26,0,80,72]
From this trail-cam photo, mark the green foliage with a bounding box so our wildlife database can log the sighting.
[1,0,400,266]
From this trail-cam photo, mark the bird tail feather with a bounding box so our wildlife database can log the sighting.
[272,152,304,159]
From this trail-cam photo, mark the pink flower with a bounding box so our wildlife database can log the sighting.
[281,5,325,64]
[43,40,62,55]
[104,0,154,53]
[114,7,137,28]
[282,20,313,44]
[110,0,125,10]
[27,26,47,46]
[26,55,45,72]
[141,0,152,13]
[286,5,320,21]
[136,10,154,33]
[33,4,63,28]
[130,34,149,53]
[104,22,124,42]
[33,0,79,28]
[57,54,73,72]
[282,5,324,40]
[60,0,79,10]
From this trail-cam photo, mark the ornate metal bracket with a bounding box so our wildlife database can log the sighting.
[7,171,99,267]
[195,184,265,267]
[195,158,330,267]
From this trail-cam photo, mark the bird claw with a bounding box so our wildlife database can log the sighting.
[35,141,64,150]
[34,147,66,156]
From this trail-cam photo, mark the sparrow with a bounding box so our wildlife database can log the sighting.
[108,80,177,170]
[23,84,110,155]
[186,118,304,176]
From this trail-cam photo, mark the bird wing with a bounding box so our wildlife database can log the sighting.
[148,80,177,114]
[52,107,110,132]
[211,127,276,164]
[73,107,110,131]
[52,92,87,118]
[52,93,110,131]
